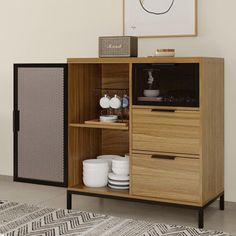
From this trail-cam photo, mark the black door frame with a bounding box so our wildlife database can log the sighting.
[13,64,68,187]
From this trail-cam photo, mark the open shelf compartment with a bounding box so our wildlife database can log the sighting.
[68,62,130,187]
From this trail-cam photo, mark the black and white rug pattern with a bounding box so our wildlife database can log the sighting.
[0,200,229,236]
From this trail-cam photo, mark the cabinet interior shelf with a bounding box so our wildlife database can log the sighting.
[68,185,130,198]
[70,120,129,130]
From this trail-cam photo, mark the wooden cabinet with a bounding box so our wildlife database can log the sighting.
[67,57,224,228]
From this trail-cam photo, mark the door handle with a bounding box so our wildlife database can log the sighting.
[151,155,176,160]
[151,109,176,113]
[13,110,20,132]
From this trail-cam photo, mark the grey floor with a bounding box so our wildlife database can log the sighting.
[0,175,235,235]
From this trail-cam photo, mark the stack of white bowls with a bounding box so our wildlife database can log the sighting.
[97,155,122,172]
[108,156,130,190]
[83,159,109,187]
[112,157,129,176]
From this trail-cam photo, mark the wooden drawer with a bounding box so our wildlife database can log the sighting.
[132,153,201,203]
[132,108,200,155]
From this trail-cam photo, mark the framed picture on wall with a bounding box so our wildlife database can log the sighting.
[123,0,197,38]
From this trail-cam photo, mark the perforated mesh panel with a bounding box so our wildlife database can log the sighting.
[17,67,65,183]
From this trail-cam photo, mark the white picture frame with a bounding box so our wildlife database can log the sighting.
[123,0,197,38]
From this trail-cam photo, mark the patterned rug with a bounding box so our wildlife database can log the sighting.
[0,200,229,236]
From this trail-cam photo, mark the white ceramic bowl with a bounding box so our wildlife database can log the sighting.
[112,167,129,176]
[83,159,109,167]
[112,162,129,168]
[83,176,108,188]
[144,90,160,97]
[83,169,108,175]
[83,169,108,174]
[112,157,129,166]
[97,155,122,172]
[112,166,129,171]
[83,172,108,179]
[112,157,129,163]
[83,165,109,170]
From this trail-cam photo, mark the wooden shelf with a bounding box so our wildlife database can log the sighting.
[70,120,129,130]
[68,185,130,198]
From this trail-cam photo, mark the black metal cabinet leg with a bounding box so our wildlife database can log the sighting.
[67,191,72,210]
[198,208,204,229]
[220,194,224,210]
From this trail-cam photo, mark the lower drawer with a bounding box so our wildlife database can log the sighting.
[132,153,201,203]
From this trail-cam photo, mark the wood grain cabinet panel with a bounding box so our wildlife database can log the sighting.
[132,153,201,203]
[132,108,200,155]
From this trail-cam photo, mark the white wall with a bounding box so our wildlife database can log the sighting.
[0,0,236,202]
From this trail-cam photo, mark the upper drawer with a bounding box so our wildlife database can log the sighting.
[132,108,200,155]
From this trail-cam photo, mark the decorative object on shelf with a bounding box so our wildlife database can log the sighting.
[99,94,111,109]
[123,0,197,37]
[83,159,109,187]
[97,88,129,122]
[143,69,160,98]
[144,90,160,97]
[99,36,138,57]
[155,49,175,57]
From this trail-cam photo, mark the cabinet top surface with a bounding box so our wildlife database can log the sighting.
[67,57,224,64]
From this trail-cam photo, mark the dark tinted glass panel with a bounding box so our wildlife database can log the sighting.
[132,63,199,107]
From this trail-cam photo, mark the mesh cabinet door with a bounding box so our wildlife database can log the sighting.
[13,64,68,186]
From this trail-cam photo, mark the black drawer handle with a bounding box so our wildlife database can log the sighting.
[151,155,176,160]
[151,109,176,113]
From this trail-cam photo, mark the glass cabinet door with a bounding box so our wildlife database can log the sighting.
[132,63,199,107]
